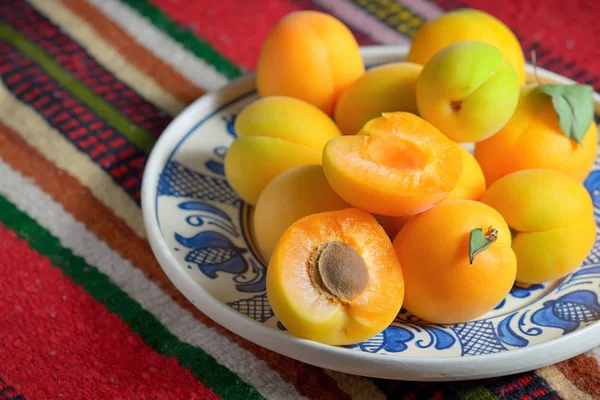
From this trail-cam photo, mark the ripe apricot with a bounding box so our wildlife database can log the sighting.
[256,11,364,115]
[475,85,598,185]
[224,96,341,204]
[334,62,422,135]
[407,9,526,85]
[481,169,596,283]
[323,112,463,216]
[253,165,349,262]
[393,200,517,324]
[416,41,520,143]
[267,208,404,345]
[376,144,485,239]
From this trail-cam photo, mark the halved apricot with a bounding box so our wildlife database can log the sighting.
[323,112,463,216]
[266,208,404,345]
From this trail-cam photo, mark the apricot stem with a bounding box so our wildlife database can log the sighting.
[469,226,497,264]
[450,100,462,112]
[308,241,369,303]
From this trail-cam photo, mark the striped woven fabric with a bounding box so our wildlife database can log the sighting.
[0,0,599,399]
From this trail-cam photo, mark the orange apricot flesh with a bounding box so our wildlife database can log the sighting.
[267,208,405,345]
[323,112,463,216]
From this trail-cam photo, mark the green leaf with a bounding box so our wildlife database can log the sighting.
[537,84,594,145]
[469,227,497,264]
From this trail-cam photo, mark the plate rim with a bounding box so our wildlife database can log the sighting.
[141,45,600,381]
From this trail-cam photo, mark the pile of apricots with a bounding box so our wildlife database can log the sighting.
[223,9,598,346]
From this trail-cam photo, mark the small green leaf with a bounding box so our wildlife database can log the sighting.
[469,227,497,264]
[537,84,594,145]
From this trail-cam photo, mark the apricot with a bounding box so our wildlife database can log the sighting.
[334,62,422,135]
[394,200,517,324]
[253,165,350,262]
[407,9,526,85]
[416,41,520,143]
[474,85,598,185]
[481,169,596,284]
[267,208,404,345]
[256,11,364,115]
[376,144,485,239]
[224,96,341,204]
[323,112,463,216]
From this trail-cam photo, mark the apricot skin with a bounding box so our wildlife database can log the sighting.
[267,208,404,345]
[416,41,520,143]
[481,170,596,283]
[224,96,341,205]
[334,62,422,135]
[394,199,517,324]
[253,165,350,262]
[475,85,598,185]
[407,9,526,85]
[256,11,364,115]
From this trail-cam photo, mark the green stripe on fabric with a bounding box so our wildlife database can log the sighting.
[453,383,499,400]
[120,0,242,79]
[348,0,426,38]
[0,22,156,153]
[0,194,264,400]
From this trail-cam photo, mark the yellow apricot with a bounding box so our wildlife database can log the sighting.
[256,11,364,115]
[407,9,526,85]
[475,85,598,185]
[481,169,596,283]
[334,62,422,135]
[448,144,486,201]
[253,165,349,262]
[224,96,341,205]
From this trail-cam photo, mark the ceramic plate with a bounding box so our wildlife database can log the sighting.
[141,46,600,381]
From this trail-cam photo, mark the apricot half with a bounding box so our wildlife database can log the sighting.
[323,112,463,216]
[394,199,517,324]
[267,208,404,345]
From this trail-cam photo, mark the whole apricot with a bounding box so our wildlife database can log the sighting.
[253,165,350,262]
[394,199,517,324]
[224,96,341,204]
[416,41,520,143]
[257,11,364,115]
[267,208,404,345]
[407,9,525,85]
[323,112,463,216]
[376,143,485,239]
[475,85,598,185]
[334,62,422,135]
[481,169,596,284]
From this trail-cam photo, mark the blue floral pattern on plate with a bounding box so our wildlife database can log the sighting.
[155,90,600,357]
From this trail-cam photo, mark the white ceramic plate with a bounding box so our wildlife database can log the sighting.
[141,46,600,381]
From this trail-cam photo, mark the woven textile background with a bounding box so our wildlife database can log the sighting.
[0,0,599,399]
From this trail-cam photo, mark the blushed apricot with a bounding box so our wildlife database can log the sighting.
[224,96,341,204]
[407,9,526,85]
[267,208,404,345]
[394,200,517,324]
[253,165,349,262]
[334,62,422,135]
[257,11,364,115]
[323,112,463,216]
[475,85,598,185]
[481,169,596,283]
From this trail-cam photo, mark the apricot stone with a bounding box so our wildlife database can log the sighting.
[224,96,341,205]
[416,41,520,143]
[407,9,526,85]
[481,169,596,283]
[257,11,364,115]
[253,165,349,262]
[334,62,422,135]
